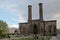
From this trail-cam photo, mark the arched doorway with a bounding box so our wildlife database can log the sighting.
[33,24,38,34]
[33,24,38,40]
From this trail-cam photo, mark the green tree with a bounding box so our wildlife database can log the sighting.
[0,20,8,36]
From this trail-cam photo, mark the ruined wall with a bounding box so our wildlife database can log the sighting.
[19,20,57,36]
[44,20,57,36]
[19,23,30,34]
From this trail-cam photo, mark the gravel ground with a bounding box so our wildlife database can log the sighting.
[50,34,60,40]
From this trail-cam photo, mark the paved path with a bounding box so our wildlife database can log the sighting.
[50,37,58,40]
[50,34,60,40]
[56,34,60,40]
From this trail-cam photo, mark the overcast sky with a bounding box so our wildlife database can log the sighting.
[0,0,60,29]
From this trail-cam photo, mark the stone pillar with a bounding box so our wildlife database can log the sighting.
[28,5,32,22]
[39,3,43,21]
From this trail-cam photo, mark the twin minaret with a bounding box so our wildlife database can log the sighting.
[28,5,32,22]
[28,3,43,22]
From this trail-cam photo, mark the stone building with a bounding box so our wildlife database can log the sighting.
[19,3,57,36]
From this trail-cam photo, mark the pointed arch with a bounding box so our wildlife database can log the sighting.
[33,24,38,34]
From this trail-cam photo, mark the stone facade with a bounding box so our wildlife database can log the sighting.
[19,3,57,36]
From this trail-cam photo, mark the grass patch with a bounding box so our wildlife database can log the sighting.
[11,38,34,40]
[11,36,51,40]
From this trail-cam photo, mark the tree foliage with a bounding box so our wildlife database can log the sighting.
[0,20,8,35]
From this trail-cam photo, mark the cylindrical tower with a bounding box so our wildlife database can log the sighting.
[39,3,43,21]
[28,5,32,22]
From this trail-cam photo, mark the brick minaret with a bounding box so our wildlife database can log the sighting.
[39,3,43,21]
[28,5,32,22]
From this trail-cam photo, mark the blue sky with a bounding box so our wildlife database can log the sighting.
[0,7,19,28]
[0,0,60,29]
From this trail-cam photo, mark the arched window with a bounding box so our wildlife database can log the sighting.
[48,25,52,33]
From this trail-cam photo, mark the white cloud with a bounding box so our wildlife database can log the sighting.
[0,0,28,28]
[49,13,60,29]
[0,0,60,29]
[9,24,18,28]
[11,16,27,23]
[18,17,27,23]
[5,4,18,12]
[52,13,60,19]
[0,3,18,13]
